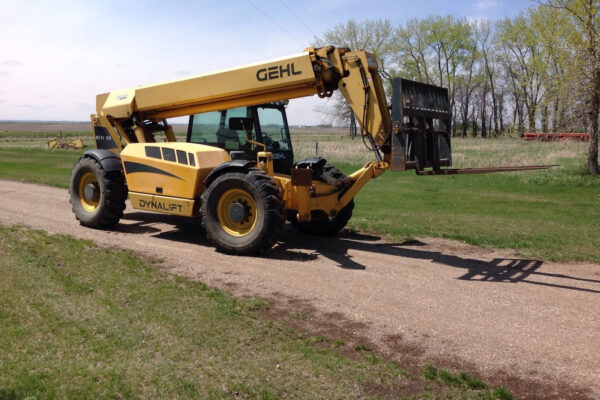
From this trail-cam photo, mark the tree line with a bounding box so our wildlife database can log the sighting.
[314,0,600,174]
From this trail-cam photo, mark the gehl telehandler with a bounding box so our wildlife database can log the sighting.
[69,46,548,254]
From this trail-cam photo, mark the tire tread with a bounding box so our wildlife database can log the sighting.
[200,169,284,254]
[69,157,127,228]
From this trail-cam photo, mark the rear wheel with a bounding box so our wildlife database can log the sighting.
[291,158,353,235]
[201,170,284,254]
[293,158,350,188]
[292,199,354,235]
[317,163,350,187]
[69,157,127,228]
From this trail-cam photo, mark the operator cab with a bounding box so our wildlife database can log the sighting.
[186,102,294,174]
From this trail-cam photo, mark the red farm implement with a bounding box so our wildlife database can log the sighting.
[522,132,589,142]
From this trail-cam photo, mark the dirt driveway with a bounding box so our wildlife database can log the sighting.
[1,179,598,398]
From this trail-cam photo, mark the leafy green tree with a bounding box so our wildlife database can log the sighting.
[312,19,396,125]
[454,33,480,136]
[542,0,600,174]
[476,20,501,136]
[497,12,549,132]
[395,16,474,135]
[393,18,432,83]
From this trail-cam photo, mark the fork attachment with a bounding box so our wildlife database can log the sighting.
[389,78,553,175]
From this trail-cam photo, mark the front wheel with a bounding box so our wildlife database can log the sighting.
[69,157,127,228]
[200,170,284,254]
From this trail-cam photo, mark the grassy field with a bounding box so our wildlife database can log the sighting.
[0,226,510,399]
[349,166,598,262]
[0,147,80,187]
[1,130,598,263]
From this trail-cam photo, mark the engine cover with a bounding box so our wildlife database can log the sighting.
[120,142,230,199]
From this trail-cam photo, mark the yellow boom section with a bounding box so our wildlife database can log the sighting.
[95,46,391,158]
[101,53,318,120]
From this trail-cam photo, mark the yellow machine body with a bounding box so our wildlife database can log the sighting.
[120,142,230,216]
[73,43,457,257]
[119,140,386,220]
[90,46,395,223]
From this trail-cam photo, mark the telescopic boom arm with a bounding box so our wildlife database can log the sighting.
[94,46,392,163]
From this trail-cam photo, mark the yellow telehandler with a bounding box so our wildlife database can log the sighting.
[69,46,548,254]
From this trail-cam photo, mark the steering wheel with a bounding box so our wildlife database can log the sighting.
[263,134,273,148]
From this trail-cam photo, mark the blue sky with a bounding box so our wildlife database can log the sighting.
[0,0,531,124]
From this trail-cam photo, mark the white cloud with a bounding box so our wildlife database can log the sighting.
[0,0,321,122]
[466,15,490,23]
[467,0,506,23]
[16,103,56,109]
[475,0,503,10]
[1,59,23,66]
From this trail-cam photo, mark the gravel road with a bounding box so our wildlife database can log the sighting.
[1,179,598,398]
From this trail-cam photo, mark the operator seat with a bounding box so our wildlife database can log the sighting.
[216,126,241,150]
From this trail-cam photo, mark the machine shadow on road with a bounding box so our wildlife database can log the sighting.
[277,229,600,294]
[120,212,320,261]
[119,212,600,295]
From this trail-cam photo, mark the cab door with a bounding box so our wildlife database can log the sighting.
[254,104,294,174]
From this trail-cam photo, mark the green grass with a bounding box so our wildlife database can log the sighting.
[0,147,80,187]
[354,342,372,352]
[345,162,600,263]
[0,226,508,399]
[422,364,512,399]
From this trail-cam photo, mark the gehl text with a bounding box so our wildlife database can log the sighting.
[256,63,302,81]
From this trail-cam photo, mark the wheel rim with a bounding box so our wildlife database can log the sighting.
[78,172,100,212]
[216,188,258,237]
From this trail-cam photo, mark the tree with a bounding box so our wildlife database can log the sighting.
[393,18,432,83]
[454,38,480,137]
[395,16,474,135]
[542,0,600,174]
[427,16,473,136]
[530,6,573,133]
[475,21,501,135]
[313,20,396,125]
[497,13,548,133]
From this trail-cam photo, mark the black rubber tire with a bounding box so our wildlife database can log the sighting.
[291,158,353,235]
[69,156,127,228]
[200,170,285,255]
[316,163,350,187]
[294,158,350,188]
[291,199,354,235]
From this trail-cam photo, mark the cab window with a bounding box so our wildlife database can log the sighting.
[189,107,251,150]
[257,106,290,151]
